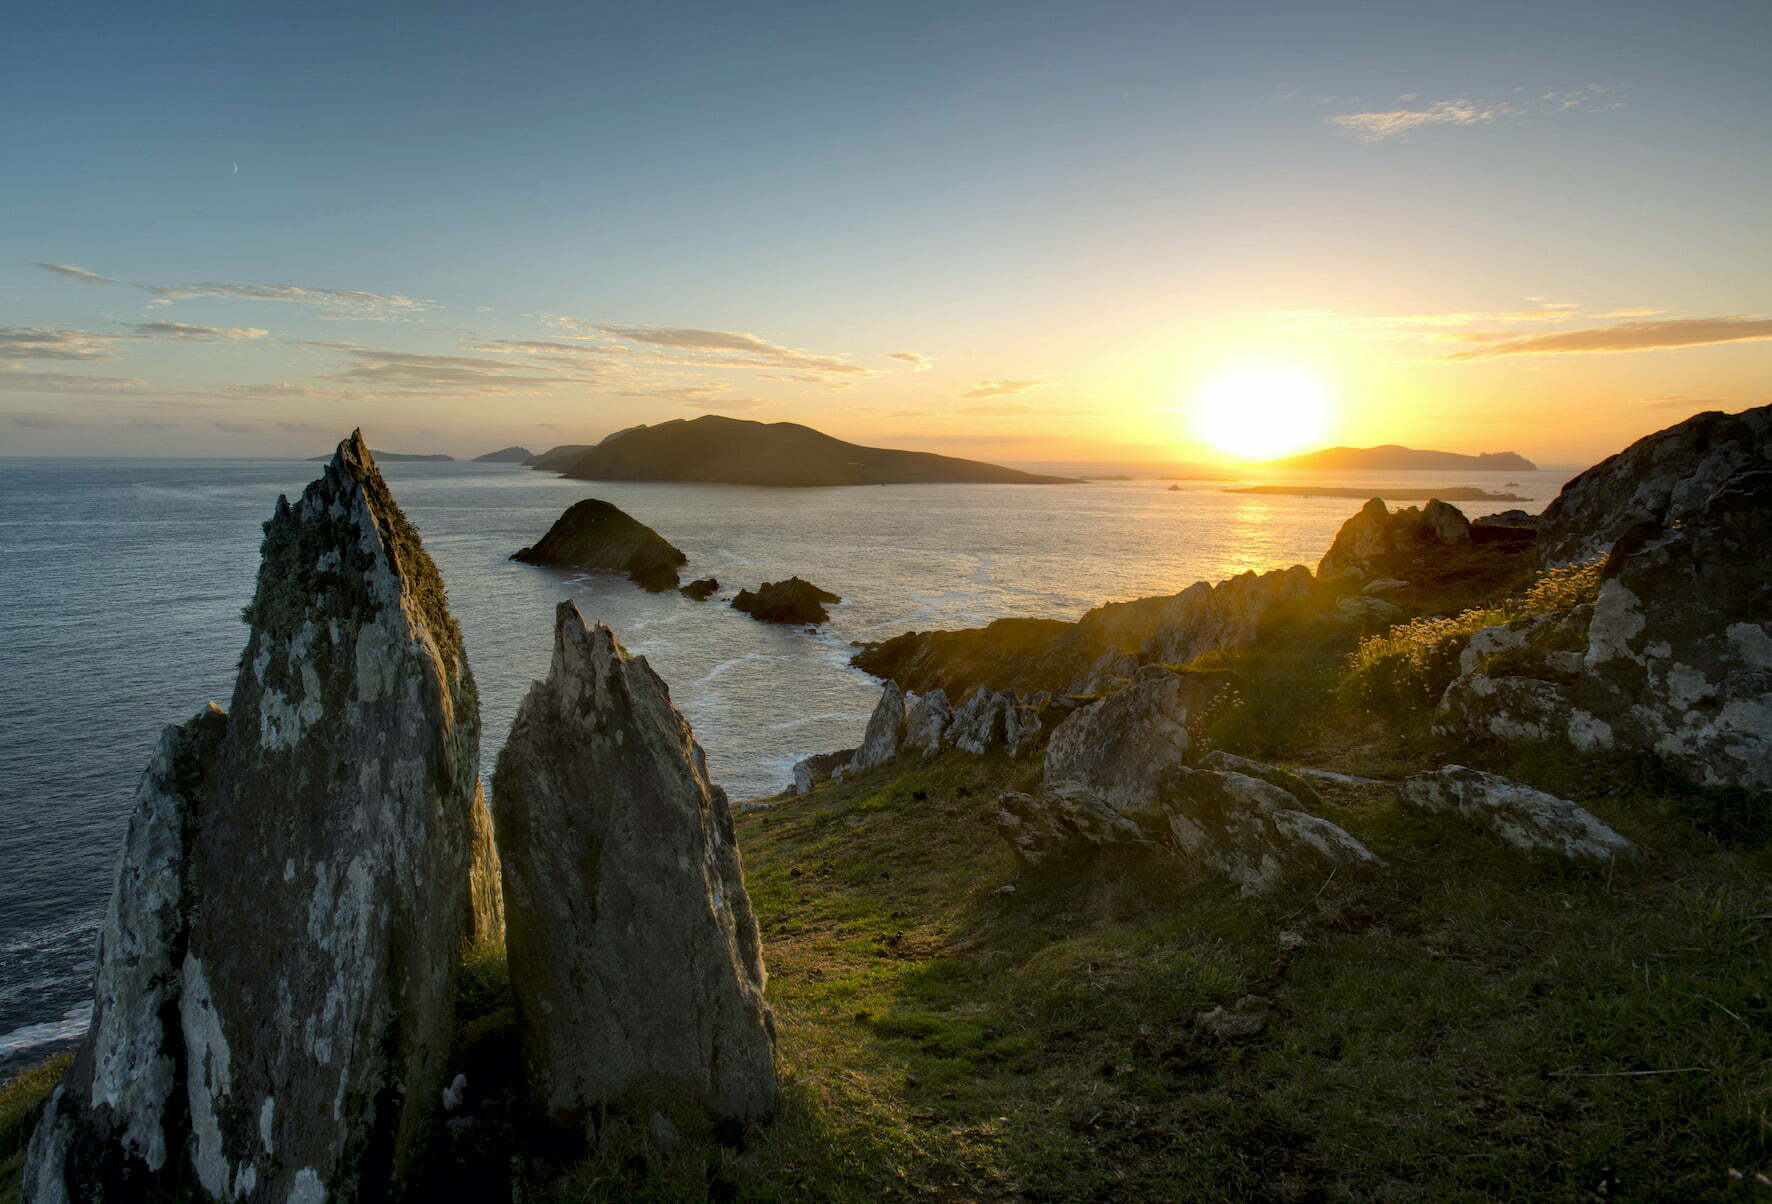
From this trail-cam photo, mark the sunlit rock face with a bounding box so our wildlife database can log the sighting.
[1316,498,1472,582]
[1536,403,1772,567]
[491,604,778,1127]
[24,432,483,1203]
[1441,468,1772,790]
[1136,566,1316,666]
[1042,667,1225,816]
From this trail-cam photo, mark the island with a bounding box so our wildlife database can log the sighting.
[1227,485,1527,501]
[1258,444,1537,472]
[306,449,453,462]
[511,498,688,592]
[473,445,533,463]
[539,416,1081,487]
[521,443,597,470]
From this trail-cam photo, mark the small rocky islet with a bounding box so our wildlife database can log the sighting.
[10,403,1772,1200]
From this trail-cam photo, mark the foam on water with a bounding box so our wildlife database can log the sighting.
[0,456,1574,1068]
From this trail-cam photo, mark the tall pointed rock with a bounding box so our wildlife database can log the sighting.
[24,431,482,1203]
[492,603,777,1128]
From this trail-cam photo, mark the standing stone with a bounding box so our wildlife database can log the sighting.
[492,604,777,1128]
[848,682,908,771]
[25,431,484,1203]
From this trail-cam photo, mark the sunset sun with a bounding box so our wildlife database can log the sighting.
[1193,365,1334,460]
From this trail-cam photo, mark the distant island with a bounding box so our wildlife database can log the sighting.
[522,444,596,470]
[539,416,1081,487]
[1228,485,1527,501]
[1259,445,1537,472]
[306,450,453,463]
[473,445,533,464]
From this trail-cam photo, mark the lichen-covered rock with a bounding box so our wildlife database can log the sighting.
[1536,403,1772,566]
[1197,750,1325,810]
[992,789,1148,865]
[1138,566,1315,665]
[903,689,953,754]
[491,604,777,1127]
[1317,497,1472,581]
[1042,667,1224,814]
[1401,766,1636,860]
[792,748,854,795]
[1157,768,1383,896]
[512,497,688,591]
[679,577,720,601]
[731,576,841,624]
[26,431,484,1203]
[848,682,907,772]
[1440,468,1772,789]
[1067,648,1140,694]
[948,688,1039,756]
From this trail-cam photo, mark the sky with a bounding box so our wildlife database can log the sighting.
[2,0,1769,466]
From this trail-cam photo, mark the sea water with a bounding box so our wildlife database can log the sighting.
[0,456,1572,1068]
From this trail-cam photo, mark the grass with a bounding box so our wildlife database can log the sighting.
[0,1053,69,1202]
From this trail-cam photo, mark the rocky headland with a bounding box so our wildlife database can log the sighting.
[511,497,689,592]
[472,445,533,464]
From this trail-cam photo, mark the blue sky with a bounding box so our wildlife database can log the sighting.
[3,0,1769,461]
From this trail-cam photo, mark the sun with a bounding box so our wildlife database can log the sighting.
[1192,365,1334,460]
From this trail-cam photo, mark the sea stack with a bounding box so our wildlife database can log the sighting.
[511,498,688,592]
[491,603,778,1128]
[23,432,483,1203]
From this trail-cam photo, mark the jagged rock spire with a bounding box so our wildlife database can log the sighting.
[492,603,778,1128]
[25,430,482,1203]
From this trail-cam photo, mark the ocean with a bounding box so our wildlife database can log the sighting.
[0,455,1573,1070]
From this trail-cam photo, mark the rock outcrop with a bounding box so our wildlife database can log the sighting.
[993,790,1148,866]
[1198,749,1325,810]
[491,604,777,1127]
[1536,403,1772,566]
[792,749,854,795]
[1157,768,1383,896]
[1400,766,1636,860]
[731,577,841,624]
[512,498,688,591]
[947,688,1040,757]
[1440,468,1772,789]
[25,432,484,1203]
[848,682,908,772]
[1474,509,1538,530]
[1094,567,1316,669]
[1317,497,1472,582]
[1042,668,1224,814]
[679,577,720,601]
[903,689,953,754]
[466,782,506,947]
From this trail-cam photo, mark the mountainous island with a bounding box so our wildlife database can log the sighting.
[473,445,533,463]
[532,415,1080,486]
[1227,484,1527,501]
[1259,444,1537,472]
[305,449,454,463]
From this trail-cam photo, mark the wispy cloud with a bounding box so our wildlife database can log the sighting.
[886,351,932,371]
[1329,85,1621,143]
[953,404,1039,415]
[35,261,437,319]
[311,344,594,395]
[0,327,124,361]
[962,379,1048,399]
[681,397,779,412]
[1443,316,1772,359]
[1640,394,1768,411]
[542,315,873,381]
[128,321,268,342]
[615,384,731,402]
[466,338,627,361]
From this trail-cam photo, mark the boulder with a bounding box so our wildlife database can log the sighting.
[792,748,854,795]
[679,577,720,601]
[1334,595,1404,627]
[1441,468,1772,789]
[848,682,907,771]
[512,497,688,591]
[1536,403,1772,566]
[1361,577,1410,596]
[731,576,841,624]
[1138,566,1315,665]
[903,688,953,754]
[1067,648,1140,694]
[1157,768,1383,896]
[1197,750,1326,810]
[491,604,777,1127]
[26,432,484,1203]
[1400,766,1636,860]
[1317,497,1472,581]
[993,790,1148,866]
[1042,667,1225,815]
